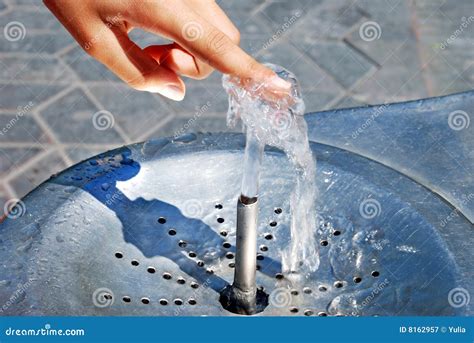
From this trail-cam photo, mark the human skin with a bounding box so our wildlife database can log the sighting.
[44,0,291,101]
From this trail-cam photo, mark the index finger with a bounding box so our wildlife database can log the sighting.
[179,17,291,93]
[123,1,291,92]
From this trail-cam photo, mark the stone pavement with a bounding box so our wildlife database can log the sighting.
[0,0,473,210]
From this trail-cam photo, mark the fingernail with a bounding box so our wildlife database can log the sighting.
[268,75,292,92]
[159,84,185,101]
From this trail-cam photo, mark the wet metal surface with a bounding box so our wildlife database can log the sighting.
[0,130,472,316]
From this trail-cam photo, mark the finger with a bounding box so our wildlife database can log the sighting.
[180,0,241,76]
[144,1,241,80]
[85,24,185,101]
[144,43,208,79]
[123,1,291,93]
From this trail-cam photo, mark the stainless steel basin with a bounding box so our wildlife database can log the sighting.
[1,91,472,316]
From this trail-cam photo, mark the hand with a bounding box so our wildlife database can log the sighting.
[44,0,290,101]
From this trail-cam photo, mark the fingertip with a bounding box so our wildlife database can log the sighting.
[161,84,186,101]
[267,75,292,92]
[144,82,186,101]
[242,62,291,95]
[139,72,186,101]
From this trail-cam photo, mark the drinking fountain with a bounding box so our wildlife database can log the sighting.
[0,90,472,316]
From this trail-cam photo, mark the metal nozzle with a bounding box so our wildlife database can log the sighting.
[233,195,258,293]
[219,195,268,315]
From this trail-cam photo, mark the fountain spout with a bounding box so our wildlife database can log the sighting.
[219,132,268,314]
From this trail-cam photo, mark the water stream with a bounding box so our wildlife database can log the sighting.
[223,63,319,274]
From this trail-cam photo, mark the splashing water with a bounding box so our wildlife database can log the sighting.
[223,63,319,274]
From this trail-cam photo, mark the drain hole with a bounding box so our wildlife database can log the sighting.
[178,240,187,248]
[291,290,299,296]
[220,230,228,237]
[264,233,273,240]
[275,273,284,280]
[217,217,225,223]
[320,240,328,246]
[159,299,168,306]
[141,297,150,304]
[303,287,312,294]
[269,221,277,227]
[260,245,268,252]
[158,217,166,224]
[333,230,341,236]
[147,267,156,274]
[215,204,223,209]
[188,251,197,258]
[222,242,231,249]
[334,281,344,288]
[371,271,380,277]
[174,298,183,305]
[318,285,327,292]
[177,277,186,285]
[115,252,123,259]
[290,307,299,313]
[190,282,199,289]
[162,272,172,280]
[304,309,314,316]
[131,259,139,266]
[256,254,264,261]
[274,208,283,214]
[122,296,131,303]
[188,298,197,305]
[197,261,205,267]
[353,276,362,283]
[206,268,214,274]
[225,252,234,259]
[318,312,328,317]
[228,262,235,268]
